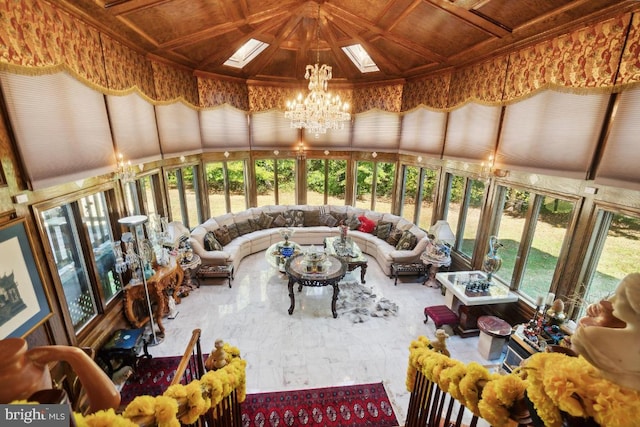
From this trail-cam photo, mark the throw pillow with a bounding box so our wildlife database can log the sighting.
[203,231,223,251]
[226,223,239,240]
[213,226,231,246]
[272,214,287,228]
[332,212,348,225]
[284,210,304,227]
[236,220,253,235]
[386,227,403,246]
[303,210,322,226]
[320,213,338,227]
[376,221,393,240]
[357,215,376,233]
[344,215,361,230]
[256,211,274,229]
[395,230,418,250]
[248,218,260,232]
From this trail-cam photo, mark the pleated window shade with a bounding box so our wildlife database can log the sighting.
[497,90,609,179]
[303,121,351,149]
[352,110,400,151]
[106,93,162,164]
[443,103,500,162]
[0,71,115,190]
[595,88,640,190]
[399,107,446,156]
[250,110,299,149]
[155,102,203,158]
[200,104,250,151]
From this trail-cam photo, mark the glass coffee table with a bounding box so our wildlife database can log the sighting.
[323,236,368,283]
[266,240,303,272]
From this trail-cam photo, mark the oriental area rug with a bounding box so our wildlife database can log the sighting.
[241,383,399,427]
[120,357,399,427]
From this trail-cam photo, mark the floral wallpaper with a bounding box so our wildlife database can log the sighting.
[0,0,107,86]
[617,13,640,88]
[151,61,198,106]
[401,73,451,111]
[448,56,509,108]
[198,76,249,110]
[101,34,156,99]
[352,84,402,113]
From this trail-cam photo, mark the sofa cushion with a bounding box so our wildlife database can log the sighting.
[236,220,253,235]
[271,214,286,228]
[386,227,403,246]
[357,215,376,233]
[203,231,223,251]
[303,209,322,226]
[320,213,338,227]
[284,210,305,227]
[227,223,240,240]
[396,230,418,250]
[375,221,393,240]
[256,211,274,229]
[213,226,232,246]
[345,214,361,230]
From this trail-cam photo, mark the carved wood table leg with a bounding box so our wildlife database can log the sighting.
[288,278,296,315]
[331,283,340,318]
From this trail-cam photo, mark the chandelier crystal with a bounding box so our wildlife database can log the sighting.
[285,6,350,136]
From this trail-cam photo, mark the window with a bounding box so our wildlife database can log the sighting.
[306,159,347,205]
[255,158,296,206]
[444,174,486,258]
[491,185,576,302]
[355,161,395,212]
[39,191,120,333]
[166,165,202,228]
[578,210,640,317]
[123,174,162,217]
[205,160,248,215]
[401,165,438,228]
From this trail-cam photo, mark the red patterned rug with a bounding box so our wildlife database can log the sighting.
[120,357,399,427]
[241,383,399,427]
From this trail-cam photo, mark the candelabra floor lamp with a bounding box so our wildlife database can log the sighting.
[117,215,163,346]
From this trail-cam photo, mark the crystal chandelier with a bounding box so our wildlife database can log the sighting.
[285,6,350,136]
[115,152,136,182]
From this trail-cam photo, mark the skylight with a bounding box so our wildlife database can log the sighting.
[224,39,269,69]
[341,44,379,73]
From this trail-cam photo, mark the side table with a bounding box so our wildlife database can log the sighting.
[197,264,234,288]
[98,328,151,376]
[178,254,202,296]
[420,250,451,288]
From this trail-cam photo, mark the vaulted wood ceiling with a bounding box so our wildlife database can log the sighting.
[54,0,634,84]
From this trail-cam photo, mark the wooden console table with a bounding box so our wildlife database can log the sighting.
[122,262,184,334]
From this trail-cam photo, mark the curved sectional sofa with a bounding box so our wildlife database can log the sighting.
[189,205,430,276]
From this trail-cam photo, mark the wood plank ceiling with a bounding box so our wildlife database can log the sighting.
[52,0,634,85]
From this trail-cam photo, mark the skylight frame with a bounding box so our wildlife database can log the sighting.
[224,39,270,69]
[341,44,379,73]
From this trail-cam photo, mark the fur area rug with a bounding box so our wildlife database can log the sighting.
[336,281,399,323]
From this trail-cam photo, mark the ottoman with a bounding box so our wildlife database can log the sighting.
[424,305,459,329]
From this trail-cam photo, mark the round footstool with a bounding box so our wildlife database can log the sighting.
[477,315,511,360]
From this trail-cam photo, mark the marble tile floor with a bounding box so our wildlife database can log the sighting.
[146,251,503,425]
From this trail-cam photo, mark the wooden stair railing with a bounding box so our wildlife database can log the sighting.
[405,370,481,427]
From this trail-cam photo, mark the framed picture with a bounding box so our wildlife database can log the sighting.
[0,217,51,339]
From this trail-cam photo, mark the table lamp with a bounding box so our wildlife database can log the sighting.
[429,220,455,253]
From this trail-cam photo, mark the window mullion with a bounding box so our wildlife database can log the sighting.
[511,194,543,290]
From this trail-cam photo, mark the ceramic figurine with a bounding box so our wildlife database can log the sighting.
[430,329,451,357]
[205,339,228,371]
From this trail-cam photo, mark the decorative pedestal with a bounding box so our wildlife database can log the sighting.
[477,315,512,360]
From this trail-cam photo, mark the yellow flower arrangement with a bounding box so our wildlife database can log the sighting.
[407,336,640,427]
[13,342,246,427]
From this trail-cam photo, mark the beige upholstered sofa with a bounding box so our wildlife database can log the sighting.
[189,205,430,276]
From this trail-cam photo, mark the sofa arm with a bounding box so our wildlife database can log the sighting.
[389,236,431,263]
[189,237,230,265]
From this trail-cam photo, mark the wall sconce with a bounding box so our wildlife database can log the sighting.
[324,150,330,156]
[417,156,423,163]
[115,152,136,182]
[481,154,509,179]
[372,152,378,158]
[273,150,279,156]
[296,142,306,160]
[224,151,230,158]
